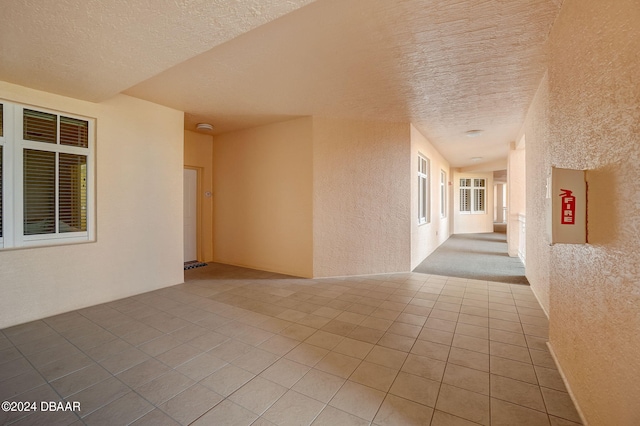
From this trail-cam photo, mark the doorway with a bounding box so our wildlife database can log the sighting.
[183,168,198,262]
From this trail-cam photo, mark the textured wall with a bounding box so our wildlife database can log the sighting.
[520,72,552,313]
[312,118,411,277]
[522,0,640,424]
[212,118,313,278]
[410,125,451,269]
[184,130,214,262]
[0,82,184,328]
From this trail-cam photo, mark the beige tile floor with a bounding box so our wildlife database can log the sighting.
[0,263,583,425]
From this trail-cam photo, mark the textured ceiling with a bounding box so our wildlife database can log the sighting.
[0,0,562,168]
[0,0,315,101]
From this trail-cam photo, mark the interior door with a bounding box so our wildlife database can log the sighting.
[183,168,197,262]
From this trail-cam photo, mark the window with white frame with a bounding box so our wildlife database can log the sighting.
[418,154,430,224]
[459,178,486,214]
[0,100,94,249]
[440,170,447,218]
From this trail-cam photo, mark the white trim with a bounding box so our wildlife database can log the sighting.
[440,169,447,218]
[0,100,95,250]
[418,153,430,225]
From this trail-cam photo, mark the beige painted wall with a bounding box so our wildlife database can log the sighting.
[212,117,313,277]
[520,1,640,424]
[312,117,411,277]
[520,72,552,312]
[0,81,184,328]
[410,125,451,269]
[452,170,494,234]
[184,130,214,262]
[507,140,526,258]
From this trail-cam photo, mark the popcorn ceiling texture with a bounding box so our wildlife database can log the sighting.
[0,0,564,169]
[0,0,314,101]
[521,0,640,424]
[123,0,561,168]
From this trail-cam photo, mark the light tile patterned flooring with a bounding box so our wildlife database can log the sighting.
[0,263,582,425]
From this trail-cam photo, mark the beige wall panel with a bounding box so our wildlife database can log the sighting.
[212,117,313,278]
[0,81,184,328]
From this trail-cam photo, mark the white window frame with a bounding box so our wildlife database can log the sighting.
[418,154,430,225]
[459,177,486,215]
[0,104,11,248]
[440,170,447,218]
[0,100,95,249]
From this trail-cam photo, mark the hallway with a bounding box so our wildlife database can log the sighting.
[413,233,528,285]
[0,263,580,425]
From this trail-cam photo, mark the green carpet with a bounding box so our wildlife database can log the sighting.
[412,232,529,285]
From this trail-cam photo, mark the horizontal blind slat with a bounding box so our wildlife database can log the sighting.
[474,188,485,212]
[24,109,57,144]
[24,149,56,235]
[59,153,87,232]
[60,116,89,148]
[460,188,470,211]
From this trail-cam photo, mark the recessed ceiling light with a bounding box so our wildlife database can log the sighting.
[196,123,214,131]
[465,129,483,137]
[471,157,483,162]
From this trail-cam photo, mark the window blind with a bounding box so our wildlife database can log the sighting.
[1,101,94,248]
[460,187,470,212]
[474,188,485,212]
[60,116,89,148]
[59,153,87,232]
[24,109,57,144]
[23,149,56,235]
[474,179,485,212]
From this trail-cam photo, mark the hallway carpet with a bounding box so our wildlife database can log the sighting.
[413,233,529,285]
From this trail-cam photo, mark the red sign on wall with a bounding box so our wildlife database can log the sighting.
[551,168,586,244]
[560,189,575,225]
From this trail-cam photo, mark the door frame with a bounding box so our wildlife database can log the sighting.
[184,166,203,262]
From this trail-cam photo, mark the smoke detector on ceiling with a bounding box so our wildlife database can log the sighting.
[465,129,483,137]
[196,123,214,131]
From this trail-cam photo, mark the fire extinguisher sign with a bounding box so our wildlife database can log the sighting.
[551,167,586,244]
[560,189,575,224]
